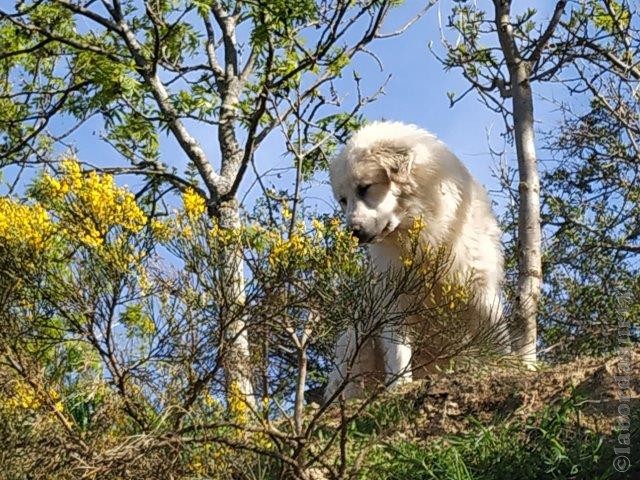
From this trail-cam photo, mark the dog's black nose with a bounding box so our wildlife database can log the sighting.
[350,227,369,244]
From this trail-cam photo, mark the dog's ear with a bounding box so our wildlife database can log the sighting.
[372,145,414,183]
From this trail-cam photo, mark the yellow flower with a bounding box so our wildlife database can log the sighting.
[228,380,249,425]
[0,198,53,253]
[60,157,82,189]
[402,255,413,268]
[207,218,242,245]
[311,218,326,239]
[49,388,64,413]
[150,219,174,242]
[182,188,206,219]
[39,174,69,198]
[203,391,219,408]
[209,220,220,238]
[4,380,40,410]
[409,216,426,236]
[1,381,63,413]
[269,233,311,267]
[33,160,147,249]
[182,224,193,239]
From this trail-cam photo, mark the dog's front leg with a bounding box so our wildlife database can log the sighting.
[380,323,412,388]
[325,327,374,403]
[324,328,353,403]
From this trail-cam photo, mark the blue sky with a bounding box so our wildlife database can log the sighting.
[20,1,572,218]
[245,0,568,216]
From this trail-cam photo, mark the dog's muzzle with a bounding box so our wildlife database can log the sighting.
[350,227,373,245]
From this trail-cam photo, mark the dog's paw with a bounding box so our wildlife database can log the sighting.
[385,372,413,390]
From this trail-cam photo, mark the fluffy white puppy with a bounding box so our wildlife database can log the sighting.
[325,121,507,401]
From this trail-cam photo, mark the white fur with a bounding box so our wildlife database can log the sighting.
[325,121,508,402]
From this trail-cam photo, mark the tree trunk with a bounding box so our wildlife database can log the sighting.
[510,63,541,366]
[494,0,540,366]
[217,198,255,406]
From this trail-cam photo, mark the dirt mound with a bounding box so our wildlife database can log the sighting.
[377,347,639,438]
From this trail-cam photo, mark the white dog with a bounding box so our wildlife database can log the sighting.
[325,121,509,401]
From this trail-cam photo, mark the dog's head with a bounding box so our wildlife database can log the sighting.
[329,122,428,244]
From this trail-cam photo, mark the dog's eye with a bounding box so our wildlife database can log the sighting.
[356,184,371,197]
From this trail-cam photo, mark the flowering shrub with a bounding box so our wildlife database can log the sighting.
[33,159,147,248]
[0,159,372,477]
[0,160,482,479]
[0,198,53,256]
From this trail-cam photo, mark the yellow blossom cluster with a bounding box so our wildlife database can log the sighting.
[409,216,426,236]
[136,262,152,296]
[224,383,273,454]
[227,380,249,425]
[269,232,308,268]
[164,194,361,280]
[197,213,360,277]
[395,216,472,311]
[208,218,244,246]
[435,276,472,312]
[281,205,292,220]
[188,443,231,476]
[399,217,427,268]
[0,197,53,253]
[391,214,472,313]
[3,380,40,410]
[37,159,147,248]
[202,391,220,409]
[162,188,208,241]
[149,218,174,242]
[264,217,359,274]
[401,252,414,268]
[1,380,64,413]
[182,188,207,219]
